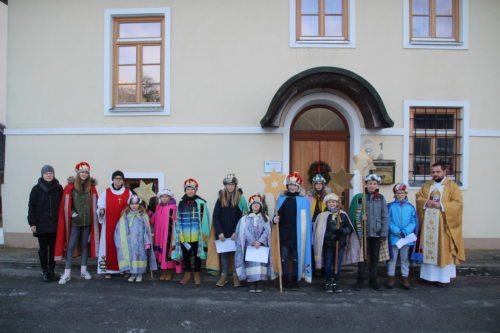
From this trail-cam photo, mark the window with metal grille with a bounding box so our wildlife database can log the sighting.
[409,107,462,186]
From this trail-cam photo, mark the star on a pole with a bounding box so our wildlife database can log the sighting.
[353,149,376,174]
[330,167,354,193]
[262,170,286,201]
[134,180,156,204]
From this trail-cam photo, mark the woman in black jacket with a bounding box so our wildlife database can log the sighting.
[28,165,63,281]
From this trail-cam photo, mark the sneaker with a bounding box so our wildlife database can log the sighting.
[58,274,71,285]
[80,270,92,280]
[135,274,143,283]
[255,282,263,293]
[128,274,136,283]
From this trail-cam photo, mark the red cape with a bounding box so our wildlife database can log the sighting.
[55,182,100,261]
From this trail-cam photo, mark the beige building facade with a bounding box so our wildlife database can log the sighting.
[3,0,500,248]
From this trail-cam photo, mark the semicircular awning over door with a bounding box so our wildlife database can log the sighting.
[260,67,394,129]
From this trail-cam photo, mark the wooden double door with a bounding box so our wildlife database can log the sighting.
[290,107,350,207]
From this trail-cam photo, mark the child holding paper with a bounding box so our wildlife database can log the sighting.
[234,194,275,293]
[386,183,417,289]
[211,174,248,287]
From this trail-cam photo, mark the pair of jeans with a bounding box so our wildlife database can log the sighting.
[323,246,345,281]
[220,252,231,275]
[280,246,298,279]
[387,245,410,277]
[65,225,90,269]
[357,237,381,282]
[37,233,56,272]
[182,242,201,272]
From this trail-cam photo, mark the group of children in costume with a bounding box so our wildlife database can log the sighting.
[29,162,417,293]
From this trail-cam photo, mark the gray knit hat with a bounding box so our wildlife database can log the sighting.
[41,165,55,176]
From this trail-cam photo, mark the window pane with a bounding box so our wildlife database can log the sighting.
[412,0,429,15]
[142,65,160,83]
[118,66,136,84]
[412,16,430,37]
[436,0,453,15]
[143,46,160,64]
[301,0,319,14]
[436,138,454,156]
[436,17,453,38]
[119,22,161,38]
[325,16,343,36]
[118,46,136,65]
[414,137,431,175]
[415,114,454,129]
[118,85,136,103]
[142,83,160,103]
[301,16,319,36]
[325,0,342,14]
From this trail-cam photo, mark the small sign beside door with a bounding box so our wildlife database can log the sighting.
[264,160,282,173]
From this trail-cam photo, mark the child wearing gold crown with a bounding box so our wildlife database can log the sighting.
[55,162,99,285]
[234,194,275,292]
[171,178,210,285]
[273,172,312,289]
[313,193,359,293]
[209,174,248,287]
[114,195,157,283]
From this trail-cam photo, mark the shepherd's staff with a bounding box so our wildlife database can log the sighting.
[262,170,286,294]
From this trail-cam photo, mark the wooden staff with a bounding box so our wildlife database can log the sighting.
[273,196,283,294]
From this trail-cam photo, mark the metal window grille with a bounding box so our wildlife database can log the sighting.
[409,107,462,186]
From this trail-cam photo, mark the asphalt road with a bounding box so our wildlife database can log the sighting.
[0,264,499,333]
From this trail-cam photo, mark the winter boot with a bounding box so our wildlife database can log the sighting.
[216,274,228,287]
[233,274,242,287]
[386,276,396,289]
[325,280,333,293]
[39,251,49,282]
[370,278,382,291]
[164,270,174,282]
[194,272,202,285]
[48,263,57,281]
[401,277,411,290]
[180,272,192,285]
[290,276,299,290]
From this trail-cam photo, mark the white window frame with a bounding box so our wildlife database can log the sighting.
[403,0,468,49]
[104,8,171,116]
[403,100,469,190]
[289,0,356,48]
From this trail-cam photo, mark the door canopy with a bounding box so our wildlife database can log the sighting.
[260,67,393,129]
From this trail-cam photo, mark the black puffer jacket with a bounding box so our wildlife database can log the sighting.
[27,178,63,235]
[213,189,245,237]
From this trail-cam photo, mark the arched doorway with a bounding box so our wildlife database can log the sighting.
[290,106,350,206]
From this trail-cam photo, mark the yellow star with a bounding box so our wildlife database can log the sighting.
[329,167,354,193]
[353,149,376,174]
[134,180,156,204]
[262,170,286,200]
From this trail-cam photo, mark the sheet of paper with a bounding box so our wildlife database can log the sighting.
[245,246,269,263]
[396,233,417,249]
[215,239,236,253]
[182,242,191,250]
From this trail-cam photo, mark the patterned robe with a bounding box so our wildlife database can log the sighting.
[234,213,276,282]
[114,209,157,274]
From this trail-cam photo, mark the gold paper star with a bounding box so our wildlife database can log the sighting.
[329,167,354,193]
[262,170,286,200]
[353,149,376,174]
[134,180,156,204]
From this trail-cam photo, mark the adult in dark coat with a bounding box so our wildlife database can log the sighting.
[28,165,63,281]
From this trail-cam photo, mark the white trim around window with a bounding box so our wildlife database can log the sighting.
[289,0,356,49]
[403,100,470,190]
[104,7,171,116]
[403,0,469,50]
